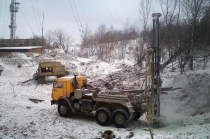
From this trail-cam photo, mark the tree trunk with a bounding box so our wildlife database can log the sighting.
[203,57,209,70]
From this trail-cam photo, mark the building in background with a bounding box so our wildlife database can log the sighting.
[0,38,44,57]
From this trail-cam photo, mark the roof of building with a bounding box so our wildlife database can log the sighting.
[0,46,42,50]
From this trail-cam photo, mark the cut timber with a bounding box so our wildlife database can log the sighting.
[146,116,154,139]
[22,78,34,83]
[96,94,129,101]
[161,41,190,70]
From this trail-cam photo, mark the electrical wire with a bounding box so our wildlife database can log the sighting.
[111,1,123,26]
[2,0,9,38]
[35,0,42,31]
[1,0,5,36]
[0,0,2,37]
[1,0,5,37]
[20,0,60,29]
[102,0,118,25]
[3,13,10,38]
[0,0,3,19]
[20,7,34,35]
[68,0,82,32]
[61,0,81,34]
[44,17,60,29]
[31,0,41,35]
[76,0,92,29]
[72,0,83,33]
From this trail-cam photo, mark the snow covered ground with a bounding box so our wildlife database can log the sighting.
[0,52,210,139]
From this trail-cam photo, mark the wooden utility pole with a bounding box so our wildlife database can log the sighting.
[42,13,44,53]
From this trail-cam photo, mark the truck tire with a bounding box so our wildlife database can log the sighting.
[33,73,38,80]
[38,76,45,84]
[133,112,141,120]
[112,109,129,128]
[58,101,72,117]
[95,107,111,126]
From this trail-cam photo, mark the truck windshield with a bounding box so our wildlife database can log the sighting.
[54,82,63,88]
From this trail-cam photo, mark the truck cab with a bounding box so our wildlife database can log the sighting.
[51,76,87,104]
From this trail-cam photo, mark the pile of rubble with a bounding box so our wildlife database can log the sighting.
[1,52,32,65]
[88,64,145,90]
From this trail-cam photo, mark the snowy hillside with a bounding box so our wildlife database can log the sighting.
[0,52,210,139]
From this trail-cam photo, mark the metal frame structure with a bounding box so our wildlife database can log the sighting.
[152,13,161,125]
[9,0,20,39]
[145,13,162,127]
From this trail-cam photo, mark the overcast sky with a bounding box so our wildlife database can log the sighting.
[0,0,161,44]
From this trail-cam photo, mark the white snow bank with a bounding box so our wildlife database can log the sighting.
[0,52,210,139]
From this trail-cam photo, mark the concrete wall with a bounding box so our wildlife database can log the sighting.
[0,52,11,57]
[0,48,42,57]
[28,48,42,53]
[0,39,44,47]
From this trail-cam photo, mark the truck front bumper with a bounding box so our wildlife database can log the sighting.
[51,100,57,105]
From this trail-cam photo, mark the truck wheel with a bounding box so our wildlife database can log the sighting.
[58,101,71,117]
[33,73,38,80]
[95,107,111,126]
[133,112,141,120]
[38,76,45,84]
[112,109,129,128]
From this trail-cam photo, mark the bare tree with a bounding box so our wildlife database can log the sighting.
[119,18,130,59]
[80,24,91,57]
[29,34,42,46]
[182,0,209,70]
[81,24,91,46]
[95,24,107,44]
[54,29,73,54]
[122,18,130,41]
[45,30,55,47]
[44,30,55,53]
[135,0,152,67]
[88,34,98,56]
[159,0,178,60]
[95,24,107,60]
[139,0,152,30]
[160,0,177,25]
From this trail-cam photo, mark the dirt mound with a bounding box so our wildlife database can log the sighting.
[161,72,210,125]
[1,52,33,66]
[180,73,210,113]
[88,64,144,90]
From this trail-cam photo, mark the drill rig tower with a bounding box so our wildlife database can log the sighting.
[9,0,20,39]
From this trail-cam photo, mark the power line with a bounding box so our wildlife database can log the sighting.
[35,0,42,31]
[0,0,2,37]
[31,0,41,35]
[72,0,83,33]
[1,0,5,37]
[76,0,92,29]
[2,0,9,38]
[111,1,123,26]
[0,0,3,19]
[68,0,81,32]
[20,0,60,30]
[102,0,118,25]
[61,0,81,33]
[20,7,34,35]
[3,13,10,38]
[0,0,5,37]
[44,17,60,29]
